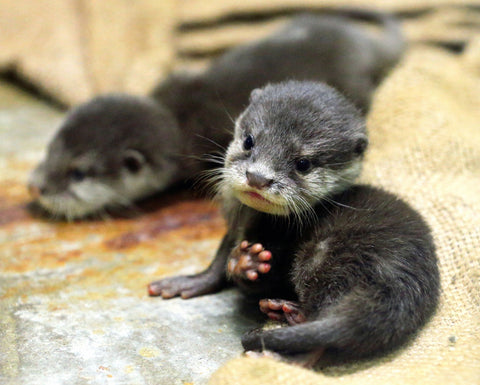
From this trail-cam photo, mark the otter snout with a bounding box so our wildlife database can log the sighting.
[27,163,46,200]
[246,171,273,190]
[28,183,43,199]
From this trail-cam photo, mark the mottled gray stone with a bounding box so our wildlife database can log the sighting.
[1,289,259,385]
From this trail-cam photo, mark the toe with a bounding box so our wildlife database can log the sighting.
[246,270,258,281]
[258,263,271,274]
[258,250,272,261]
[240,240,250,250]
[250,243,263,254]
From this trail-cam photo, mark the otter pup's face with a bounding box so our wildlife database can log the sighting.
[28,95,181,219]
[222,81,368,216]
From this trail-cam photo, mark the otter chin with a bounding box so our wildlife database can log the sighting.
[235,189,290,215]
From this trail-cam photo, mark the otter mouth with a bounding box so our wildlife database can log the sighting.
[245,191,270,202]
[236,189,289,215]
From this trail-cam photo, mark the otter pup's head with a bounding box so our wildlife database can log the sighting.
[28,94,181,219]
[222,81,367,216]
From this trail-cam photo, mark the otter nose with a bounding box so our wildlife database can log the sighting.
[28,183,45,199]
[246,171,273,189]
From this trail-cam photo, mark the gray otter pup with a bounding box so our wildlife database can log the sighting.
[28,11,404,219]
[28,95,182,219]
[149,81,439,360]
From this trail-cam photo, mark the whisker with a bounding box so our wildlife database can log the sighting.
[212,88,238,128]
[322,195,367,211]
[194,134,228,152]
[192,167,225,198]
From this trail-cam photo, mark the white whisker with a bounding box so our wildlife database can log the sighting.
[194,134,228,152]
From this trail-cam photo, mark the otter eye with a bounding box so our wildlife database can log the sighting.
[243,134,254,151]
[69,168,86,182]
[295,158,311,173]
[124,156,142,173]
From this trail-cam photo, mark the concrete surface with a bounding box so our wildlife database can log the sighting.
[0,82,261,384]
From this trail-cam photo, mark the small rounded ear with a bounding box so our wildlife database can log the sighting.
[123,149,146,173]
[249,88,263,103]
[354,136,368,156]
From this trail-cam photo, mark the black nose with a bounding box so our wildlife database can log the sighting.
[246,171,273,189]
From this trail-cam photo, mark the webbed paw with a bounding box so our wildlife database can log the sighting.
[227,241,272,282]
[148,272,221,299]
[259,299,307,325]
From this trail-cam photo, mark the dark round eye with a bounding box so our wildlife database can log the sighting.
[243,134,254,151]
[69,168,86,182]
[124,156,142,173]
[295,158,311,173]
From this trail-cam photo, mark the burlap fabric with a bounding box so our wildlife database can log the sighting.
[0,0,176,106]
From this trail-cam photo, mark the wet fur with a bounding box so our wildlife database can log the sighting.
[29,11,404,219]
[149,81,439,360]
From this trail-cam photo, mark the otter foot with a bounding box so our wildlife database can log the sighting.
[227,241,272,281]
[148,272,222,299]
[259,299,307,325]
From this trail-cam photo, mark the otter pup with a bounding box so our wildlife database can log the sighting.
[28,11,404,219]
[149,81,439,360]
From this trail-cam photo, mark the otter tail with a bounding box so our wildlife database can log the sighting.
[242,286,437,357]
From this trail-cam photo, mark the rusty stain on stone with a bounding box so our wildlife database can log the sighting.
[0,203,30,226]
[105,200,224,250]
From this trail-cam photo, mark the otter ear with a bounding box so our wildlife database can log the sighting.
[249,88,263,103]
[123,149,146,173]
[354,136,368,156]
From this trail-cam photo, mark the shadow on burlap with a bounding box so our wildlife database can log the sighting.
[209,38,480,385]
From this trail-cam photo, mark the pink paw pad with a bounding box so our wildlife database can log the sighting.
[227,241,272,281]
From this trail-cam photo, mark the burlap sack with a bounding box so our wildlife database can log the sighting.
[208,37,480,385]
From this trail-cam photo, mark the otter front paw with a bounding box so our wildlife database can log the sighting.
[227,241,272,282]
[259,299,307,325]
[148,272,221,299]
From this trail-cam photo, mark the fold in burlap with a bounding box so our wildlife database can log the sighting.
[209,38,480,385]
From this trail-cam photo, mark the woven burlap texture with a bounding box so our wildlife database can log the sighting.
[0,0,176,106]
[1,0,477,107]
[209,42,480,385]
